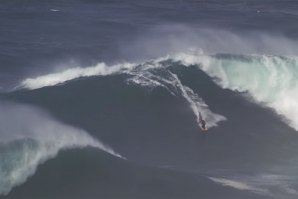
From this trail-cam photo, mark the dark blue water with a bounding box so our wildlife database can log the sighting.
[1,0,298,198]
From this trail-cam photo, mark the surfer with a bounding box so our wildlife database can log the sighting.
[199,112,208,132]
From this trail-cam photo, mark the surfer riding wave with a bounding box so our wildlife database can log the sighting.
[198,112,208,132]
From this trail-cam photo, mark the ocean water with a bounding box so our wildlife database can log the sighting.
[1,0,298,198]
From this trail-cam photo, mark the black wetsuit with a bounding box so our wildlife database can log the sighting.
[201,120,206,129]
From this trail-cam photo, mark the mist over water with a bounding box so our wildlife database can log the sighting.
[119,27,298,61]
[17,26,298,93]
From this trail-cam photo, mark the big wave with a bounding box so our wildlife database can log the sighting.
[0,101,121,195]
[18,50,298,131]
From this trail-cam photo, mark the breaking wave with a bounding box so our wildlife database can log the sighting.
[173,51,298,131]
[18,57,226,130]
[18,49,298,131]
[0,101,121,195]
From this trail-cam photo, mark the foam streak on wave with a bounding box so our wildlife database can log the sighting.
[208,177,268,195]
[0,101,121,195]
[127,62,225,128]
[174,51,298,131]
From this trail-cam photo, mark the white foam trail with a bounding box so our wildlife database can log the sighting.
[125,62,177,95]
[127,71,176,96]
[173,51,298,131]
[0,101,122,195]
[20,62,135,90]
[170,73,225,127]
[50,9,60,12]
[208,177,268,194]
[127,62,226,128]
[253,174,298,196]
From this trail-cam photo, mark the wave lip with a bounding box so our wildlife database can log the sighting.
[0,101,121,195]
[19,62,135,90]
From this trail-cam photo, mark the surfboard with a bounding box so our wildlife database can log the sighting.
[200,127,208,132]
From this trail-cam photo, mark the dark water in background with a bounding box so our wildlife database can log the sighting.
[1,0,298,88]
[1,0,298,198]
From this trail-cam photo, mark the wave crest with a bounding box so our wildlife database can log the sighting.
[19,62,134,90]
[0,101,121,195]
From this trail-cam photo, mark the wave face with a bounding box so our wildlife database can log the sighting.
[125,61,226,128]
[18,59,226,130]
[19,51,298,131]
[6,53,298,198]
[0,101,120,195]
[174,52,298,131]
